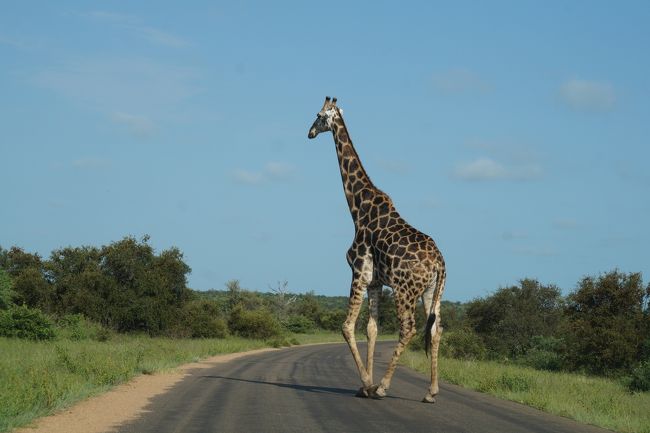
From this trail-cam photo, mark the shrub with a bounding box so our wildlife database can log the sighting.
[519,336,564,371]
[176,300,228,339]
[228,306,282,339]
[465,279,564,359]
[627,361,650,392]
[564,270,647,374]
[283,315,315,333]
[0,269,14,309]
[56,314,110,341]
[440,328,487,360]
[319,309,346,331]
[267,336,292,348]
[0,305,55,340]
[497,372,532,392]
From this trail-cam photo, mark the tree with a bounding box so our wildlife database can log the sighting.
[0,269,14,309]
[97,236,191,334]
[0,247,54,311]
[269,280,296,323]
[292,290,322,324]
[377,288,399,333]
[465,279,564,358]
[564,270,648,374]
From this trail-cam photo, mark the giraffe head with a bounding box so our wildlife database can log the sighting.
[307,96,339,139]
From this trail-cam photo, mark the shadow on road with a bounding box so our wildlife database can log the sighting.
[201,375,418,402]
[201,375,356,396]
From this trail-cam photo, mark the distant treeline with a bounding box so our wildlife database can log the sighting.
[1,236,649,390]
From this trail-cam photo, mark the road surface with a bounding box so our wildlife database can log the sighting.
[115,341,610,433]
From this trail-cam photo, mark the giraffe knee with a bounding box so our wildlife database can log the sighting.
[366,318,377,338]
[342,322,355,341]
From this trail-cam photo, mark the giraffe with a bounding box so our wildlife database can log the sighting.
[307,96,447,403]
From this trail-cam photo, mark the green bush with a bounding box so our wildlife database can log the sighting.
[439,328,487,360]
[628,361,650,392]
[0,305,55,340]
[319,309,346,331]
[228,306,282,339]
[497,372,532,392]
[175,300,228,338]
[564,270,648,374]
[0,269,14,309]
[283,315,315,333]
[519,336,564,371]
[267,336,292,348]
[56,314,111,341]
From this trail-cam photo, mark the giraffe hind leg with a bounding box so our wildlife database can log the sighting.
[423,269,446,403]
[365,283,381,385]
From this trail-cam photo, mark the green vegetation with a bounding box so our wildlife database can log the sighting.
[0,305,55,341]
[427,272,650,391]
[1,238,649,432]
[401,351,650,433]
[0,335,271,432]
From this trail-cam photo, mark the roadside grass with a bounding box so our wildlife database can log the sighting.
[0,336,270,432]
[401,350,650,433]
[0,331,390,432]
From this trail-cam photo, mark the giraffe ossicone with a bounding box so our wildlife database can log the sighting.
[307,96,447,403]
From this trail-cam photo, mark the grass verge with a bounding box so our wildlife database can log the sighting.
[0,331,392,432]
[401,350,650,433]
[0,335,269,432]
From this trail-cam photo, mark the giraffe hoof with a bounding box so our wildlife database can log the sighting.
[422,394,436,404]
[368,384,386,399]
[355,387,370,398]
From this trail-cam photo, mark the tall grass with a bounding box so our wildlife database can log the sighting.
[0,336,269,432]
[401,350,650,433]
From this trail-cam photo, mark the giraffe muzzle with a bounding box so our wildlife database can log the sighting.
[308,128,317,139]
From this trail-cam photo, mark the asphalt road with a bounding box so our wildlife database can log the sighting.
[115,342,611,433]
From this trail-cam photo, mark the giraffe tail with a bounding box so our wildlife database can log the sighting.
[424,312,436,357]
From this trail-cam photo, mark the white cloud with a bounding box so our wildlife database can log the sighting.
[71,157,111,169]
[432,68,490,95]
[376,159,410,174]
[0,35,27,49]
[85,10,188,48]
[232,162,296,185]
[232,169,265,185]
[452,157,542,181]
[502,230,527,241]
[513,246,558,257]
[264,161,294,180]
[34,57,197,115]
[552,218,579,229]
[111,112,155,138]
[559,79,616,112]
[139,27,187,48]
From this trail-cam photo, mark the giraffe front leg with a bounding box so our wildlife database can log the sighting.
[342,278,372,393]
[369,310,417,399]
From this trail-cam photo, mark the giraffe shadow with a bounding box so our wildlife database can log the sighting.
[201,375,354,396]
[201,375,417,402]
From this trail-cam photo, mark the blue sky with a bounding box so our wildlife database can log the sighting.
[1,1,649,301]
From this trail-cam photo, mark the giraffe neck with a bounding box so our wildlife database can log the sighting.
[330,111,378,224]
